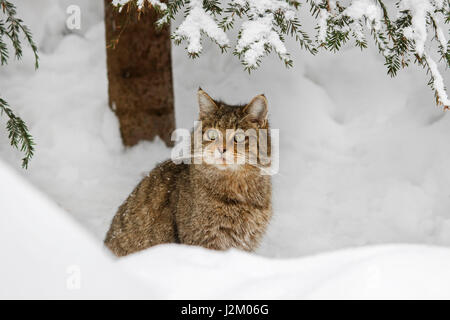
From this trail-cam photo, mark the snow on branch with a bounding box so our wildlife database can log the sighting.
[112,0,167,11]
[111,0,450,109]
[172,0,229,56]
[231,0,299,69]
[309,0,450,108]
[424,53,450,107]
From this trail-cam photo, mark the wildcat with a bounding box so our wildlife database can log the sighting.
[104,89,272,256]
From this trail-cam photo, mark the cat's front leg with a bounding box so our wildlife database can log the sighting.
[104,173,178,256]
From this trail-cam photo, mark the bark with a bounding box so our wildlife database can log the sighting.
[104,0,175,147]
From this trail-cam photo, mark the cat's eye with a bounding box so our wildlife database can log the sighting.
[206,129,218,140]
[234,132,245,143]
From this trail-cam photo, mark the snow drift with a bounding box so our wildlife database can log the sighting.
[2,158,450,299]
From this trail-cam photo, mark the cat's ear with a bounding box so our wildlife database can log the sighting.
[198,88,217,118]
[244,94,268,125]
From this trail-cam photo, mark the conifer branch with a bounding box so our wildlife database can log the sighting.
[113,0,450,110]
[0,98,35,169]
[0,0,38,168]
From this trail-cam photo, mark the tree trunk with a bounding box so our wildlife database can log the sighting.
[104,0,175,147]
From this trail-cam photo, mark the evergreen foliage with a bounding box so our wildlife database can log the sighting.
[114,0,450,109]
[0,0,38,168]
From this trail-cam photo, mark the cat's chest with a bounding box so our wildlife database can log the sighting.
[194,202,268,250]
[193,197,269,235]
[199,176,268,206]
[176,182,271,250]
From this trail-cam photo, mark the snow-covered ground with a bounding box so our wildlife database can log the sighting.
[3,158,450,299]
[1,0,450,298]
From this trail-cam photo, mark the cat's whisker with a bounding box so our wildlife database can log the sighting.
[171,154,280,176]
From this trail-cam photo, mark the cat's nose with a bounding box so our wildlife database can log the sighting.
[217,146,226,154]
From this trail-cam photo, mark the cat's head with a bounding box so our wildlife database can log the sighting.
[194,89,271,172]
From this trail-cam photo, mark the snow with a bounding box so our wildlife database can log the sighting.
[312,0,449,106]
[232,0,297,67]
[236,15,288,67]
[398,0,448,60]
[170,0,296,62]
[3,158,450,299]
[1,0,450,298]
[233,0,291,14]
[114,0,449,102]
[424,53,450,107]
[401,0,433,57]
[317,9,329,43]
[343,0,382,30]
[435,26,448,52]
[172,0,229,55]
[396,0,449,106]
[112,0,167,11]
